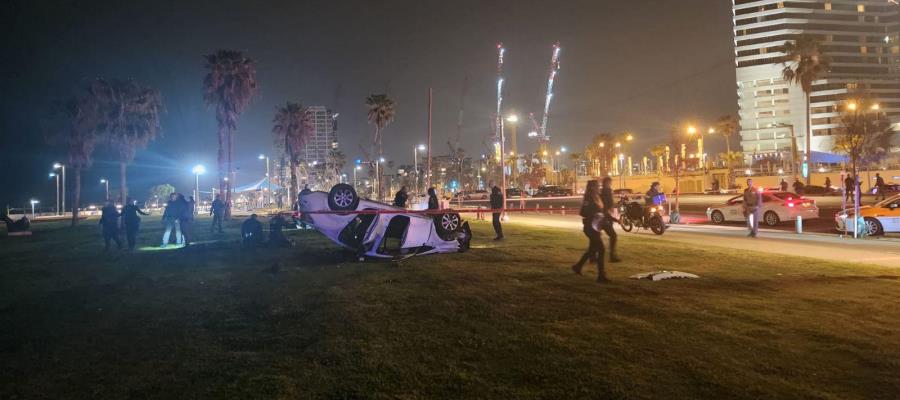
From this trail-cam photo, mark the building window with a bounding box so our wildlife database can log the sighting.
[857,4,865,13]
[825,2,832,10]
[861,46,868,54]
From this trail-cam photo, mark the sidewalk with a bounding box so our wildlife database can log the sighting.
[506,214,900,268]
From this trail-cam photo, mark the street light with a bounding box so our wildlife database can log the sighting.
[192,164,205,212]
[49,173,59,215]
[354,165,362,191]
[53,163,65,216]
[30,199,39,219]
[99,178,109,201]
[414,144,426,196]
[258,154,270,206]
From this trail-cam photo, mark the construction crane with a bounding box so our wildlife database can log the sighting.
[528,43,561,157]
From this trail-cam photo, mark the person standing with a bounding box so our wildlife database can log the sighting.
[779,179,788,192]
[210,194,225,233]
[161,193,183,248]
[792,177,804,195]
[489,185,504,241]
[179,194,194,246]
[845,174,855,202]
[122,197,149,250]
[393,186,409,208]
[427,187,439,210]
[874,173,886,201]
[824,177,832,191]
[571,180,607,282]
[599,176,620,262]
[743,178,762,238]
[99,201,122,251]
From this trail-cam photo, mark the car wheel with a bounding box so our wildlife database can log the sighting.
[711,210,725,224]
[435,212,461,240]
[764,211,780,226]
[328,184,359,211]
[864,217,884,236]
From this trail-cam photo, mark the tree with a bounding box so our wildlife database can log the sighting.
[90,79,164,202]
[365,94,396,200]
[46,92,102,226]
[834,99,895,185]
[148,184,175,207]
[781,34,830,184]
[650,145,667,177]
[272,102,313,207]
[326,148,346,185]
[719,151,744,189]
[203,49,259,218]
[714,115,739,154]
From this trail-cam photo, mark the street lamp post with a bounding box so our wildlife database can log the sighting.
[49,173,59,215]
[414,144,426,196]
[100,178,109,202]
[192,165,206,214]
[354,165,361,192]
[30,199,39,219]
[53,163,65,215]
[258,154,270,206]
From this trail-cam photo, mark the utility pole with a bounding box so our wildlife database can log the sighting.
[426,88,433,190]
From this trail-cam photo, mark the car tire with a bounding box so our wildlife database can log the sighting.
[435,212,461,240]
[864,217,884,236]
[763,211,780,226]
[328,184,359,211]
[711,210,725,224]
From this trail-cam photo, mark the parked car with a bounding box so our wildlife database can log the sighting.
[535,185,573,197]
[835,193,900,236]
[299,184,472,259]
[873,183,900,196]
[706,191,819,226]
[506,187,525,198]
[464,190,489,200]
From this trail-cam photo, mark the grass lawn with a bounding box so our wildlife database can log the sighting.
[1,215,899,399]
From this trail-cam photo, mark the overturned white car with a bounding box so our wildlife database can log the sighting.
[299,184,472,259]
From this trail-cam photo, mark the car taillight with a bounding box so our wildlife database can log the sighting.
[787,202,794,208]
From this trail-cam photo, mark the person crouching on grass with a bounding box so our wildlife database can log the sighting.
[572,180,608,282]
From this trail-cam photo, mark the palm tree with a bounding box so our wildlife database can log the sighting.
[91,79,164,202]
[203,49,259,218]
[714,115,739,154]
[365,94,396,200]
[650,145,667,177]
[47,93,101,226]
[781,34,830,184]
[719,151,744,189]
[272,102,313,207]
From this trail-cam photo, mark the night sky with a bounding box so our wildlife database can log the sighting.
[1,0,735,209]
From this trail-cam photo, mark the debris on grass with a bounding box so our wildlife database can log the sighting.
[630,270,699,281]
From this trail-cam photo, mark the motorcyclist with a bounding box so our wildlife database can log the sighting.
[645,182,662,207]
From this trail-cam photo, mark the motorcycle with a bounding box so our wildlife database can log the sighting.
[617,198,666,235]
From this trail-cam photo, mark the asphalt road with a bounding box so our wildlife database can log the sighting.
[456,194,884,235]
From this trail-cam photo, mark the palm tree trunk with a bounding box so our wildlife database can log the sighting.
[725,135,731,154]
[225,124,233,219]
[217,120,227,217]
[289,159,298,208]
[805,93,811,185]
[119,161,128,203]
[71,166,81,226]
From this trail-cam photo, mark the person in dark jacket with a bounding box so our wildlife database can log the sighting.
[645,182,662,206]
[268,214,292,247]
[177,194,193,246]
[122,197,149,250]
[161,193,183,247]
[845,175,855,202]
[99,201,122,251]
[241,214,264,246]
[824,176,832,191]
[743,179,762,238]
[489,185,504,240]
[792,177,804,195]
[427,187,439,210]
[393,186,409,208]
[779,179,788,192]
[599,176,620,262]
[571,180,607,282]
[874,173,886,201]
[210,194,225,233]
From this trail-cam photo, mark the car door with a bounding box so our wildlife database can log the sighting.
[882,199,900,232]
[724,195,743,221]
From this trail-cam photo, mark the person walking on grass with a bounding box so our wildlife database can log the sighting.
[743,178,762,238]
[572,180,608,282]
[599,176,621,263]
[489,185,504,241]
[99,201,122,251]
[210,194,225,234]
[160,193,183,248]
[179,194,195,247]
[122,197,149,250]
